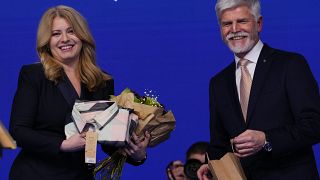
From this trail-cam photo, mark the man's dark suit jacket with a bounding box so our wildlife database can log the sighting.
[208,44,320,180]
[9,63,115,180]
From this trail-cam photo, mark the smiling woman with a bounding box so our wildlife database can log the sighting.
[36,5,110,91]
[49,17,83,96]
[49,17,83,67]
[8,5,149,180]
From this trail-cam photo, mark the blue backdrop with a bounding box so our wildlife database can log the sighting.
[0,0,319,179]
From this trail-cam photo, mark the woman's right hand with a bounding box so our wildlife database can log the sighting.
[60,133,86,152]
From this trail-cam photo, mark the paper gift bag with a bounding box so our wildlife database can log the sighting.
[208,153,246,180]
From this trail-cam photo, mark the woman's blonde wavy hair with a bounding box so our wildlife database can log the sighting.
[37,5,111,91]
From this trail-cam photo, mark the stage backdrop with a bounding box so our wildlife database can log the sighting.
[0,0,319,179]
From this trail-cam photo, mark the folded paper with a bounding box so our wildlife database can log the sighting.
[85,131,98,164]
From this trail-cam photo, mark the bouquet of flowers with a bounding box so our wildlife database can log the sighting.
[93,88,176,179]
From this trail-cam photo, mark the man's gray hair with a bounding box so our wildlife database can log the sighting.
[215,0,261,23]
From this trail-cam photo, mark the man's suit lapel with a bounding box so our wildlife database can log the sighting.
[225,62,247,126]
[246,44,275,124]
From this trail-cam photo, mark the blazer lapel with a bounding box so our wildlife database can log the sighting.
[225,62,247,126]
[57,74,79,108]
[246,44,275,124]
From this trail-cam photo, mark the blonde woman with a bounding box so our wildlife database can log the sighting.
[9,5,150,180]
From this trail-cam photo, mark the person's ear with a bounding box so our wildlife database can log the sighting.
[257,16,263,32]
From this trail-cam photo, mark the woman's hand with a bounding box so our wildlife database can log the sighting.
[60,132,86,152]
[123,131,151,162]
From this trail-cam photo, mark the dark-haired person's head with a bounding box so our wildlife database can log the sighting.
[186,141,209,163]
[184,142,209,180]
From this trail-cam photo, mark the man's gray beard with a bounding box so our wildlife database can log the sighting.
[223,30,259,55]
[226,38,256,54]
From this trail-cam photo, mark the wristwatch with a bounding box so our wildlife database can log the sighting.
[263,133,272,152]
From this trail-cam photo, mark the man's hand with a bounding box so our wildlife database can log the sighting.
[232,129,266,157]
[197,164,212,180]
